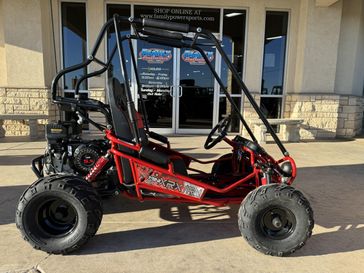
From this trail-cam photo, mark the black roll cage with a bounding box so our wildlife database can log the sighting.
[51,15,289,156]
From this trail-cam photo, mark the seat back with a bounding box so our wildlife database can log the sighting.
[107,77,134,141]
[106,78,188,182]
[107,78,143,183]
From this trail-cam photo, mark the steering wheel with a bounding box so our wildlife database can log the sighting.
[204,116,232,149]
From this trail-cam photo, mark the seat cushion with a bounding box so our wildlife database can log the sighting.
[171,158,188,176]
[139,145,188,176]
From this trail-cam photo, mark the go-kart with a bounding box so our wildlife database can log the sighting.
[16,15,314,256]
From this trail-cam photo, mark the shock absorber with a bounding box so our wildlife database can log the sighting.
[86,152,111,182]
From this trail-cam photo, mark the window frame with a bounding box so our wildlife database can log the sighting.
[217,8,248,133]
[59,0,89,95]
[104,3,134,102]
[260,9,291,119]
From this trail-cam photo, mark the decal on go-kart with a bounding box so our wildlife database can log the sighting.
[136,164,205,199]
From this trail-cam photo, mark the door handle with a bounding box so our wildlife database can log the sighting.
[169,86,174,97]
[178,86,183,97]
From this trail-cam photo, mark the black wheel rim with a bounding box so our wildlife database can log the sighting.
[37,198,77,237]
[257,206,296,240]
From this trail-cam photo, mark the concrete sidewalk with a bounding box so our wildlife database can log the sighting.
[0,136,364,273]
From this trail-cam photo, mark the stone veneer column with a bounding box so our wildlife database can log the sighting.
[242,93,261,138]
[0,87,54,136]
[86,0,107,135]
[336,96,364,137]
[87,88,107,134]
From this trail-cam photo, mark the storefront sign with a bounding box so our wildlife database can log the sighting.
[135,6,220,32]
[140,67,171,87]
[139,48,172,64]
[182,50,214,65]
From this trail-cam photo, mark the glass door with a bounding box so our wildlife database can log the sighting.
[176,41,217,133]
[134,5,220,134]
[136,41,176,134]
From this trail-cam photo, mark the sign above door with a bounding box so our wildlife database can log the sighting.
[134,5,220,32]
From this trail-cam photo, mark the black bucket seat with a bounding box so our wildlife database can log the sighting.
[106,78,187,184]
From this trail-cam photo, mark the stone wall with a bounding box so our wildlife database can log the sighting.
[284,94,364,139]
[87,88,107,134]
[336,95,364,137]
[241,93,364,140]
[1,87,363,140]
[89,88,106,103]
[0,87,54,136]
[0,87,107,138]
[242,93,261,138]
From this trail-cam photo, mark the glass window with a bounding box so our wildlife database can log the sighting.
[219,96,242,132]
[260,97,282,119]
[219,10,246,133]
[106,5,131,84]
[179,42,216,129]
[261,11,288,119]
[221,10,246,95]
[261,11,288,96]
[61,2,87,90]
[137,41,174,128]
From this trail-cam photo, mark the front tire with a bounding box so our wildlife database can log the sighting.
[15,174,103,254]
[238,184,314,256]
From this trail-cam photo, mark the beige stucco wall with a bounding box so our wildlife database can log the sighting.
[353,1,364,96]
[335,0,364,96]
[87,0,106,89]
[0,0,7,86]
[40,0,57,88]
[293,0,342,94]
[1,0,46,87]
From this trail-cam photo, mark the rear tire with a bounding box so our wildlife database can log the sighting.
[15,174,103,254]
[238,184,314,256]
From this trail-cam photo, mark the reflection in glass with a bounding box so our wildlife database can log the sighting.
[219,10,246,133]
[221,10,246,95]
[106,5,131,85]
[261,11,288,95]
[260,97,282,119]
[137,41,174,128]
[61,2,87,90]
[179,45,215,129]
[219,97,241,132]
[261,11,288,120]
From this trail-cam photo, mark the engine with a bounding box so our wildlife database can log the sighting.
[43,121,109,176]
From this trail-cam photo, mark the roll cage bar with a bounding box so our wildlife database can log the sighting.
[51,15,289,156]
